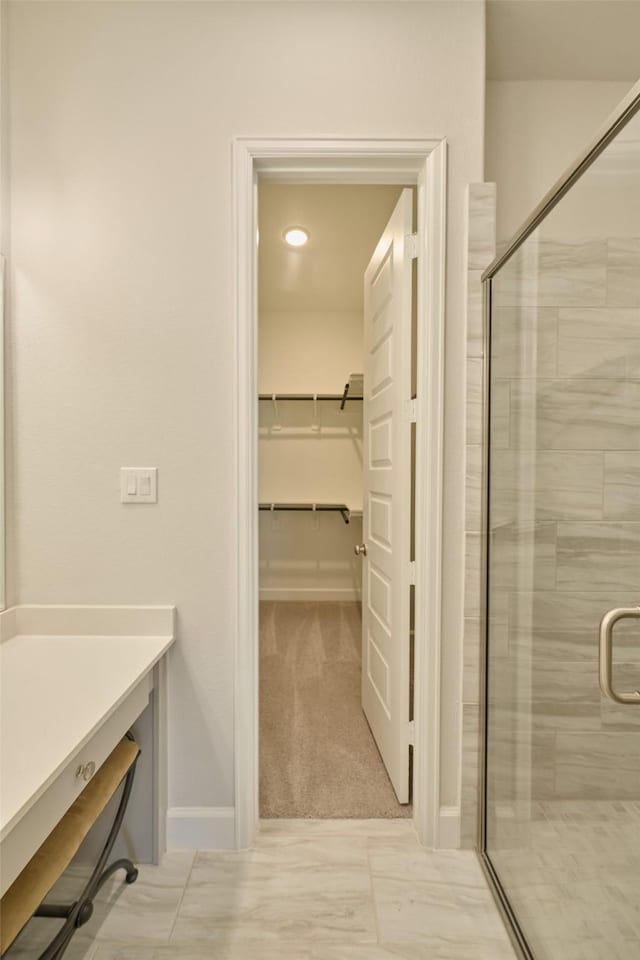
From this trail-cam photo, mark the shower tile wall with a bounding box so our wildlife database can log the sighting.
[488,234,640,836]
[461,183,496,847]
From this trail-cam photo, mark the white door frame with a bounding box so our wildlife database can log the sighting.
[233,138,447,849]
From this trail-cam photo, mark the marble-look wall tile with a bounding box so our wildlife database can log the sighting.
[530,660,600,705]
[493,240,608,309]
[491,450,604,524]
[462,184,496,849]
[460,703,480,849]
[604,452,640,519]
[490,521,557,591]
[558,305,640,340]
[467,183,498,271]
[556,521,640,592]
[607,238,640,306]
[485,704,556,804]
[532,700,601,733]
[491,307,558,380]
[555,732,640,799]
[600,696,640,731]
[558,307,640,378]
[506,590,640,663]
[558,335,640,379]
[463,617,481,704]
[465,444,482,532]
[464,532,482,620]
[466,358,483,446]
[484,229,640,822]
[510,379,640,451]
[490,380,511,450]
[466,270,485,358]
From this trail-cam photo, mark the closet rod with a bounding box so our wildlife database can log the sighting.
[259,502,351,525]
[258,393,363,402]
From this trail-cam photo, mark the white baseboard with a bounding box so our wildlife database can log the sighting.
[438,805,461,849]
[167,807,236,850]
[259,588,361,602]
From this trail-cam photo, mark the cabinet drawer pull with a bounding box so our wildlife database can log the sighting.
[75,761,96,782]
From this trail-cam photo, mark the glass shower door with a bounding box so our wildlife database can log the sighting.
[483,104,640,959]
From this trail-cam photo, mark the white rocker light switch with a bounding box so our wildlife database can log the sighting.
[121,468,157,504]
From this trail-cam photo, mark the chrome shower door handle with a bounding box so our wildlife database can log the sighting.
[599,605,640,705]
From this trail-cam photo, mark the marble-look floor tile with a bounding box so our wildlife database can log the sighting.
[95,943,515,960]
[487,799,640,957]
[91,852,195,944]
[381,937,517,959]
[7,923,98,960]
[62,827,517,960]
[372,873,507,942]
[94,944,315,959]
[369,845,509,945]
[257,818,416,841]
[172,838,377,943]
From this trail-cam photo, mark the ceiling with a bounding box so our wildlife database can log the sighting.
[258,184,404,313]
[487,0,640,81]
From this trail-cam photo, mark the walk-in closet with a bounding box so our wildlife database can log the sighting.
[257,182,415,819]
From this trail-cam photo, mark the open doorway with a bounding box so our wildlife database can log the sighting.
[257,183,415,818]
[234,138,447,850]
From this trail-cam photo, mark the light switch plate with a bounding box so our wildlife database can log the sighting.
[121,467,158,504]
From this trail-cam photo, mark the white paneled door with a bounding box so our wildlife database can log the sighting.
[361,189,413,804]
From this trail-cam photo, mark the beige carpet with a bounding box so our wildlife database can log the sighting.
[259,601,412,819]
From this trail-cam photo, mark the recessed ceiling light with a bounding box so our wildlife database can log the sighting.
[284,227,308,248]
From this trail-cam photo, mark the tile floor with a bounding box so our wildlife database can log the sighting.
[9,820,516,960]
[489,799,640,960]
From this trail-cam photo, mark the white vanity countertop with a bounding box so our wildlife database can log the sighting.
[0,605,175,841]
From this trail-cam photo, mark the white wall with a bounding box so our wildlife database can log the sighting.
[0,0,7,614]
[7,0,485,843]
[258,309,364,600]
[486,80,635,244]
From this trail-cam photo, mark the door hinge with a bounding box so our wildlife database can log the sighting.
[409,560,416,586]
[406,233,419,260]
[405,398,417,423]
[407,720,415,746]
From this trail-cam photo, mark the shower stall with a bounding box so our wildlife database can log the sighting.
[480,82,640,959]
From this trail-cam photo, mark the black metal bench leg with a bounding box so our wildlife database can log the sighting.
[34,750,140,960]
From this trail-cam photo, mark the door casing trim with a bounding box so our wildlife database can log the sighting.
[233,137,447,848]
